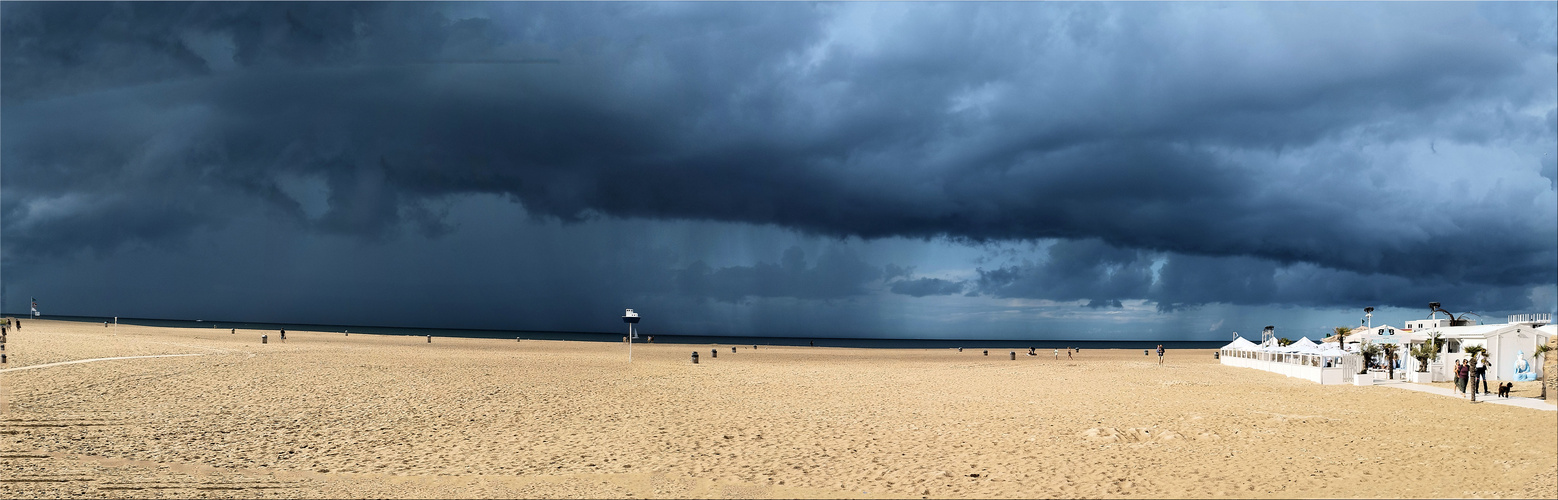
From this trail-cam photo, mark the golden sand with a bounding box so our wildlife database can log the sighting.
[1,320,1554,499]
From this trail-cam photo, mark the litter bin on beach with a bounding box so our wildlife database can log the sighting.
[692,352,699,364]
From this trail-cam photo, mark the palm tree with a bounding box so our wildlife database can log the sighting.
[1382,343,1398,380]
[1534,343,1553,400]
[1410,342,1438,373]
[1463,346,1488,397]
[1333,326,1351,350]
[1278,337,1294,347]
[1359,343,1382,375]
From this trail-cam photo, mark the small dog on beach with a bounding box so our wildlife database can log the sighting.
[1496,382,1512,398]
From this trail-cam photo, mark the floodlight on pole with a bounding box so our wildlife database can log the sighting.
[623,309,640,363]
[1364,307,1374,329]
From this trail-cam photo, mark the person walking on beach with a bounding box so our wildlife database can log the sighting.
[1157,345,1165,365]
[1476,358,1490,395]
[280,329,286,342]
[1053,348,1059,360]
[1067,349,1073,360]
[1452,360,1461,395]
[1454,360,1469,396]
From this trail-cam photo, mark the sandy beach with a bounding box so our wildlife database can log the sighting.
[2,319,1554,499]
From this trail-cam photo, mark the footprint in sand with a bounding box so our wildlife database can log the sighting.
[1078,427,1189,443]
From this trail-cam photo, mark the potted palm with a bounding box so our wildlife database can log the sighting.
[1355,343,1381,386]
[1409,341,1438,384]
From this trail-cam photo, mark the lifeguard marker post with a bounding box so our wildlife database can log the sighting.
[623,309,640,362]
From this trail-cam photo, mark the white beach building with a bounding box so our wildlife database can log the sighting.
[1393,315,1551,383]
[1222,313,1550,386]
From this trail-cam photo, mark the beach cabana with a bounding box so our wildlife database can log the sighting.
[1221,337,1257,351]
[1219,335,1348,384]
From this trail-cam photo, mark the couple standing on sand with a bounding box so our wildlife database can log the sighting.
[1454,358,1490,397]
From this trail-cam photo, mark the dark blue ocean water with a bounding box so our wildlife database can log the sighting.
[12,314,1224,350]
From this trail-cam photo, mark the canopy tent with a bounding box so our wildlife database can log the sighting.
[1290,344,1324,355]
[1222,337,1258,351]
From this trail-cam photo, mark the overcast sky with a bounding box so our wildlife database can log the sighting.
[3,2,1554,340]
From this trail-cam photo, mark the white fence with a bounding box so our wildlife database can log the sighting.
[1219,349,1353,385]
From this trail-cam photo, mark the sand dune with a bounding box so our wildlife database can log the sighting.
[2,320,1554,498]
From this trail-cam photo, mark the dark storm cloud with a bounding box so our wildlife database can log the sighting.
[976,239,1154,304]
[965,239,1546,315]
[675,246,883,303]
[888,278,965,298]
[4,2,1555,316]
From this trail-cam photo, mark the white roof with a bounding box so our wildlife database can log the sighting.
[1414,323,1537,340]
[1293,337,1318,348]
[1313,346,1347,357]
[1222,337,1258,350]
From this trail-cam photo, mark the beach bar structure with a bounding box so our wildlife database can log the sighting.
[1219,336,1354,384]
[1375,314,1553,383]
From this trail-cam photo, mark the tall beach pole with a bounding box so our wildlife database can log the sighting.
[623,309,641,363]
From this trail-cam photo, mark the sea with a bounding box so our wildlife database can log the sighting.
[10,314,1225,350]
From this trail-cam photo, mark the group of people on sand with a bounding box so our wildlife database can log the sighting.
[1453,357,1491,397]
[1022,347,1078,360]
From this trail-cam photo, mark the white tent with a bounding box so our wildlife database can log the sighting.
[1222,337,1258,351]
[1292,344,1324,355]
[1314,344,1347,356]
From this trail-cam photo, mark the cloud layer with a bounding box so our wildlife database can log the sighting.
[3,2,1554,334]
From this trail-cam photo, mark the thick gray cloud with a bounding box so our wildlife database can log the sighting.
[676,246,883,303]
[976,239,1154,304]
[888,278,966,298]
[3,2,1555,333]
[962,239,1546,315]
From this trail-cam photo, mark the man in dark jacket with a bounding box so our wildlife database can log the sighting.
[1475,359,1489,395]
